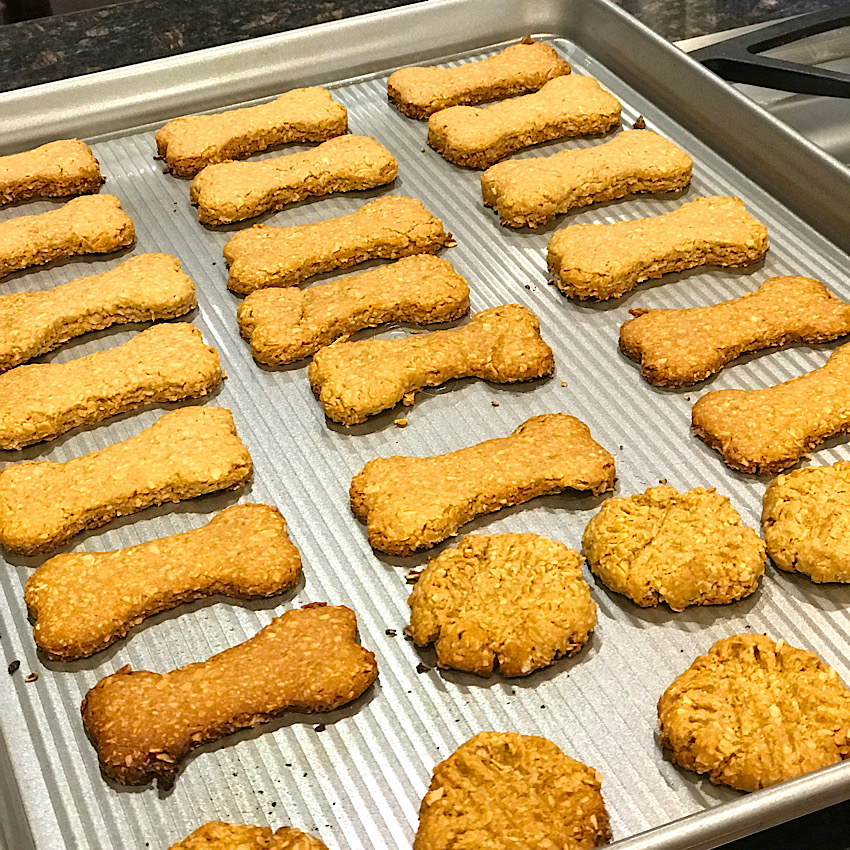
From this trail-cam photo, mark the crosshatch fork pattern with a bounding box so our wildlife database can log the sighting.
[1,35,850,850]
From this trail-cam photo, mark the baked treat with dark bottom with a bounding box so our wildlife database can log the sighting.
[82,604,378,786]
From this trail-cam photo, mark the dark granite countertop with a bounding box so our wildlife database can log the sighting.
[0,1,848,849]
[0,0,848,93]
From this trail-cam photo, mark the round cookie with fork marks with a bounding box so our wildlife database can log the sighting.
[415,731,611,850]
[168,821,327,849]
[658,634,850,791]
[407,532,596,677]
[762,461,850,582]
[582,486,765,611]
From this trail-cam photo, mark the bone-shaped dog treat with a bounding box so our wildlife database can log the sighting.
[0,139,103,206]
[81,603,378,785]
[169,822,328,850]
[0,253,197,373]
[26,504,301,660]
[237,254,470,366]
[224,195,452,294]
[351,413,615,555]
[155,87,348,178]
[0,323,223,450]
[481,129,693,228]
[621,276,850,388]
[548,195,768,300]
[692,342,850,474]
[190,135,398,225]
[427,75,621,169]
[309,304,554,424]
[387,39,571,119]
[0,194,135,279]
[0,407,252,555]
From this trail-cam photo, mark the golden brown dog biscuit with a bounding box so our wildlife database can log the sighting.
[387,40,571,119]
[0,253,197,373]
[658,634,850,791]
[190,135,398,225]
[0,323,223,450]
[82,603,378,785]
[155,87,348,178]
[481,129,693,228]
[548,196,768,300]
[169,822,327,850]
[582,486,765,611]
[427,75,621,169]
[0,194,135,279]
[237,254,470,366]
[621,275,850,388]
[26,504,301,660]
[762,462,850,583]
[0,139,103,206]
[415,731,611,850]
[0,406,252,555]
[350,413,615,555]
[692,341,850,474]
[309,304,554,424]
[224,195,451,294]
[408,533,595,676]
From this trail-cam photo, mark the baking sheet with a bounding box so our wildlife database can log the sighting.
[2,4,850,850]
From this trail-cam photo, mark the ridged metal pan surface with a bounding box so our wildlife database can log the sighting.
[1,4,850,850]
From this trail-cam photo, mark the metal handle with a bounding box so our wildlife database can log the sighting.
[691,8,850,98]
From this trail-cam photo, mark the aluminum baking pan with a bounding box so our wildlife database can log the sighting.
[1,2,850,849]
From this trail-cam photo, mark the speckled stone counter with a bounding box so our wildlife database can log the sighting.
[0,0,847,93]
